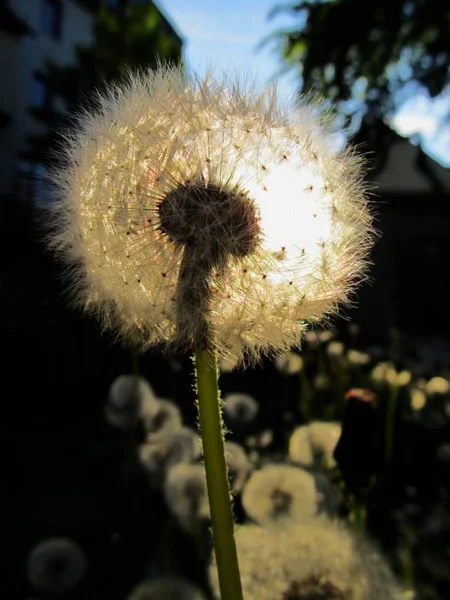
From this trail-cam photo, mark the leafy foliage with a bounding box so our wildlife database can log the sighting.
[263,0,450,167]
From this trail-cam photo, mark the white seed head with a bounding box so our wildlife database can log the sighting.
[274,351,304,374]
[289,421,341,468]
[327,340,345,357]
[164,463,210,534]
[370,362,398,386]
[139,426,201,488]
[127,576,206,600]
[105,374,157,429]
[208,518,400,600]
[242,464,317,524]
[410,388,426,411]
[223,392,259,424]
[224,441,253,493]
[140,397,182,435]
[46,63,375,367]
[347,349,371,366]
[425,376,450,396]
[26,537,87,593]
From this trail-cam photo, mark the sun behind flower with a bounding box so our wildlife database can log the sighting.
[46,63,375,366]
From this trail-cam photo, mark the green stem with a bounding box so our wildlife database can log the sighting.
[194,348,243,600]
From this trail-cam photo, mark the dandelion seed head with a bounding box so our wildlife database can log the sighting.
[105,374,157,429]
[164,463,210,534]
[127,576,206,600]
[225,441,253,493]
[289,422,341,468]
[242,464,317,524]
[139,426,201,488]
[47,63,375,367]
[223,392,259,424]
[26,537,87,594]
[347,349,371,366]
[425,376,450,396]
[275,352,304,374]
[140,397,182,435]
[327,341,345,358]
[208,518,400,600]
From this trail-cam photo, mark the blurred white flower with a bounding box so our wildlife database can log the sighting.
[224,441,253,493]
[47,64,374,366]
[209,518,400,600]
[140,397,182,436]
[26,537,87,593]
[347,349,371,366]
[242,464,317,524]
[410,388,426,411]
[223,392,259,424]
[327,340,345,358]
[371,362,399,386]
[127,576,206,600]
[105,374,157,429]
[274,352,304,374]
[425,376,450,396]
[164,463,210,534]
[139,426,201,488]
[289,421,341,468]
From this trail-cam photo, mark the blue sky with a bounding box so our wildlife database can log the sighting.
[156,0,450,167]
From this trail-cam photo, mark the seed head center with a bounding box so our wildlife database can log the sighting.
[158,179,260,259]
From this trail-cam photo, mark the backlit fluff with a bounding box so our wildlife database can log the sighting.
[139,426,201,488]
[242,464,317,524]
[289,421,341,468]
[105,374,157,429]
[208,518,400,600]
[47,63,374,367]
[164,463,210,534]
[127,576,206,600]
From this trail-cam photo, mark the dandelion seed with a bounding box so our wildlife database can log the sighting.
[127,576,206,600]
[26,537,87,594]
[105,374,157,429]
[208,518,400,600]
[164,463,210,534]
[139,426,201,488]
[242,464,317,524]
[223,392,259,424]
[46,64,375,367]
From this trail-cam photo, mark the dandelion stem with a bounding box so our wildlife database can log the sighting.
[194,348,243,600]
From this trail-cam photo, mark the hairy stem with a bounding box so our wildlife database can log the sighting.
[194,348,243,600]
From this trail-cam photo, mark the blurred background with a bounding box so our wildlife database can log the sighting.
[1,1,449,599]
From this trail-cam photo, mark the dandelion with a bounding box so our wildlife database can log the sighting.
[26,537,87,594]
[242,464,317,524]
[209,518,400,600]
[370,362,398,386]
[425,376,450,396]
[347,349,371,366]
[47,63,374,367]
[274,352,304,374]
[225,441,253,493]
[140,397,182,435]
[164,463,210,534]
[127,576,206,600]
[105,374,157,429]
[139,426,201,488]
[327,340,345,358]
[223,392,259,424]
[289,421,341,468]
[46,63,375,600]
[218,355,240,373]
